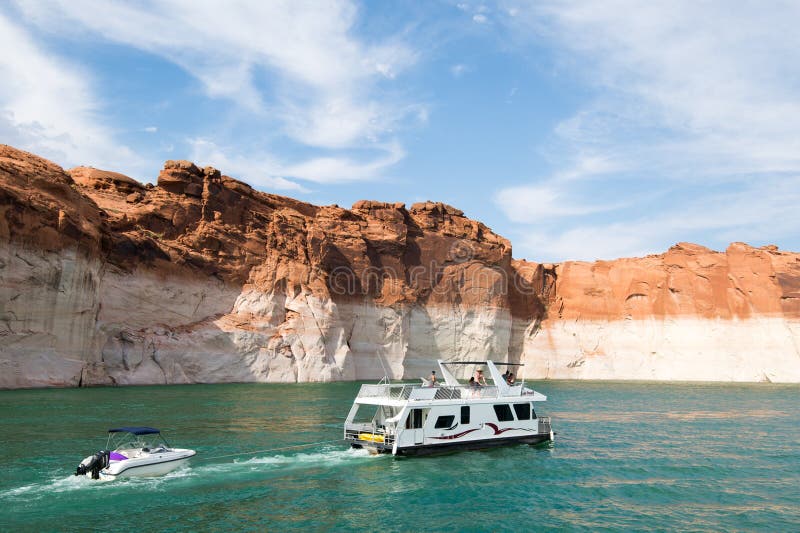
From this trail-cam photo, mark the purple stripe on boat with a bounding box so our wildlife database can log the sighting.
[109,452,128,461]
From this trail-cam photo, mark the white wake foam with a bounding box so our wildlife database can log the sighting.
[0,446,377,498]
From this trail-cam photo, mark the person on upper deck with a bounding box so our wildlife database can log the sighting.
[474,368,487,386]
[506,372,515,385]
[429,370,437,386]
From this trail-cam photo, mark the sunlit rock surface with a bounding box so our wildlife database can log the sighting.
[522,243,800,382]
[1,144,798,387]
[0,145,533,387]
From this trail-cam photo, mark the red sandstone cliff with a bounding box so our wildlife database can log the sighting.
[0,145,540,387]
[1,144,799,387]
[545,242,800,320]
[516,244,800,382]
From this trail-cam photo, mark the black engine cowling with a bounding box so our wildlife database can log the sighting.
[75,450,110,479]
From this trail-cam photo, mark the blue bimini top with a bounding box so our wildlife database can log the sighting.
[108,427,161,435]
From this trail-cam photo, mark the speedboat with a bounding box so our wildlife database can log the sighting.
[344,360,553,456]
[75,426,196,480]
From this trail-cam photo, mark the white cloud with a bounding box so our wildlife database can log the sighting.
[495,153,628,223]
[280,97,384,149]
[450,64,470,77]
[188,138,405,189]
[495,1,800,261]
[17,0,418,155]
[495,182,618,224]
[473,14,488,24]
[283,141,405,184]
[518,223,653,263]
[143,126,158,133]
[516,177,800,262]
[187,138,308,193]
[0,11,136,171]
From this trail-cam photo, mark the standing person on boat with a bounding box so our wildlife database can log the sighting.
[429,370,437,386]
[474,367,487,386]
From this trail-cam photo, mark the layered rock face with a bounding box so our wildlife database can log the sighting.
[1,145,540,387]
[521,243,800,382]
[2,144,799,387]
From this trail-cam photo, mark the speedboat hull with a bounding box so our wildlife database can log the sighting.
[76,427,196,480]
[82,449,196,480]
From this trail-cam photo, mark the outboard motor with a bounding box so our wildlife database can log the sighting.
[75,450,110,479]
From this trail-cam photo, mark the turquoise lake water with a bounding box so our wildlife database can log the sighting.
[1,381,798,531]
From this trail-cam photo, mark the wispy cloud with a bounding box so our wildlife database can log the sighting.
[187,138,308,193]
[495,0,800,261]
[450,64,470,78]
[494,154,627,224]
[283,141,405,184]
[516,177,800,261]
[187,138,404,190]
[15,0,418,181]
[0,11,136,171]
[457,3,492,25]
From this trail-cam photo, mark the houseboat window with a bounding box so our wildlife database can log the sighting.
[513,403,531,420]
[406,408,424,429]
[434,415,455,429]
[493,404,514,422]
[461,406,470,424]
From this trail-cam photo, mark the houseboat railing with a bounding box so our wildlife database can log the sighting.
[343,422,396,448]
[538,416,552,435]
[356,383,501,401]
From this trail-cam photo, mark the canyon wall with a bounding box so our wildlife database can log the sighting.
[0,145,539,388]
[518,243,800,382]
[1,144,799,387]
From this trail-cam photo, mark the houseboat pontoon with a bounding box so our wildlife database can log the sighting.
[344,360,553,456]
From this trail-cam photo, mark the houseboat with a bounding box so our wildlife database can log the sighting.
[344,360,553,456]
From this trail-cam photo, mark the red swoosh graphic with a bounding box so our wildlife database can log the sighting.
[430,424,536,441]
[430,428,481,440]
[486,423,531,435]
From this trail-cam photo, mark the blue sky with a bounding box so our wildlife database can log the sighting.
[2,1,799,262]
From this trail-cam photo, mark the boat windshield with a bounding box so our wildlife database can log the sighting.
[105,431,168,451]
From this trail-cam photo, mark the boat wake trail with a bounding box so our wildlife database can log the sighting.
[195,446,377,476]
[244,446,375,466]
[1,475,91,499]
[0,447,377,500]
[0,466,194,501]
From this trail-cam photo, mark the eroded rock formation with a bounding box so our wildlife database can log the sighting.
[1,144,799,387]
[0,145,540,387]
